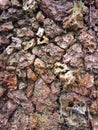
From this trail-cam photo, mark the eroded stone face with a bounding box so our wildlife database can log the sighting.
[32,78,50,112]
[32,43,64,64]
[78,30,97,54]
[0,0,98,129]
[40,0,73,21]
[63,43,84,68]
[84,51,98,73]
[55,32,75,49]
[44,18,63,38]
[7,50,35,69]
[63,11,83,30]
[54,62,69,74]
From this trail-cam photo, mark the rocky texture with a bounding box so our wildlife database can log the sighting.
[0,0,98,130]
[39,0,73,21]
[84,51,98,73]
[32,43,64,64]
[63,43,84,68]
[44,18,63,38]
[55,32,75,49]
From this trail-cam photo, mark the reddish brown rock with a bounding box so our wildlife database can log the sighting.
[55,32,75,49]
[63,44,83,67]
[3,72,17,91]
[84,51,98,73]
[40,0,73,21]
[95,0,98,9]
[90,100,98,114]
[0,22,13,32]
[27,68,37,81]
[26,82,34,98]
[41,69,55,84]
[71,72,94,96]
[78,30,97,53]
[7,50,35,69]
[33,43,64,64]
[44,18,63,38]
[32,78,51,112]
